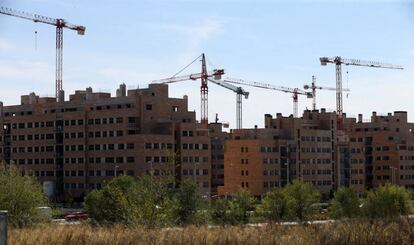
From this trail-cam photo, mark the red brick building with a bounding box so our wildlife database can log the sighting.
[219,110,414,197]
[0,84,216,200]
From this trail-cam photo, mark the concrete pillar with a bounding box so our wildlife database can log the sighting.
[0,210,7,245]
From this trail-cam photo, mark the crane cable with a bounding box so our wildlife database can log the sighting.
[171,54,203,78]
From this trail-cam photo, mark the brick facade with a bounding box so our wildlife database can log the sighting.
[0,84,215,200]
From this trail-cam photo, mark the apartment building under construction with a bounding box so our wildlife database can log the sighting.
[2,83,414,200]
[0,83,222,200]
[219,109,414,197]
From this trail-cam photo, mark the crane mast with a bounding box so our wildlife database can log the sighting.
[200,54,208,125]
[224,77,312,118]
[320,56,403,129]
[0,7,85,102]
[151,54,225,125]
[303,75,349,111]
[208,79,249,129]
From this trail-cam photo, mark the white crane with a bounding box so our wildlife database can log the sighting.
[320,56,403,129]
[304,75,350,111]
[0,6,85,102]
[223,77,312,118]
[208,79,249,129]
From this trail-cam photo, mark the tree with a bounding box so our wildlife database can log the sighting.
[173,179,203,224]
[329,187,361,219]
[85,175,176,226]
[210,198,231,224]
[134,174,176,227]
[84,175,140,224]
[0,164,47,227]
[363,183,412,219]
[256,188,294,222]
[284,179,321,221]
[228,188,256,224]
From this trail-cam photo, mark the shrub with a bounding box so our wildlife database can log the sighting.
[256,188,294,222]
[210,198,231,224]
[85,175,176,226]
[173,179,203,224]
[363,183,412,219]
[0,164,47,227]
[329,187,361,219]
[228,188,256,224]
[284,179,321,221]
[84,175,140,224]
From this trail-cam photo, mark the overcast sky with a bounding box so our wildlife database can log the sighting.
[1,0,413,129]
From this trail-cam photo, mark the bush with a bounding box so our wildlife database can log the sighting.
[256,188,294,222]
[85,175,176,226]
[363,183,412,219]
[210,198,231,224]
[210,189,256,225]
[329,187,361,219]
[228,188,256,224]
[134,174,176,227]
[84,176,140,224]
[173,179,203,224]
[284,179,321,221]
[0,164,47,227]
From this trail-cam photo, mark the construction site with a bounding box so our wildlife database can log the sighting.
[1,6,413,201]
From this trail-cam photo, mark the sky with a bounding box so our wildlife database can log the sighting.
[0,0,414,129]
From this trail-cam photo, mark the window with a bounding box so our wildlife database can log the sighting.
[146,104,153,110]
[128,117,136,123]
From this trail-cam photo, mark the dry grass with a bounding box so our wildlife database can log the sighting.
[9,219,414,245]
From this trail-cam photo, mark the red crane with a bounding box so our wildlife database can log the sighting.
[152,53,224,126]
[0,7,85,102]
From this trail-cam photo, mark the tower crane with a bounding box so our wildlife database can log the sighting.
[0,7,85,102]
[223,77,312,118]
[208,79,249,129]
[320,56,403,129]
[152,53,224,126]
[304,75,350,111]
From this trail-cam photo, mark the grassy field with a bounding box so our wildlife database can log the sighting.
[9,219,414,245]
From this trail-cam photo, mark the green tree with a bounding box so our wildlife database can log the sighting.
[0,164,47,227]
[284,179,321,221]
[84,175,140,224]
[330,187,361,219]
[174,179,203,224]
[256,188,294,222]
[210,198,231,224]
[228,188,256,224]
[85,174,176,226]
[134,174,176,227]
[363,183,412,219]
